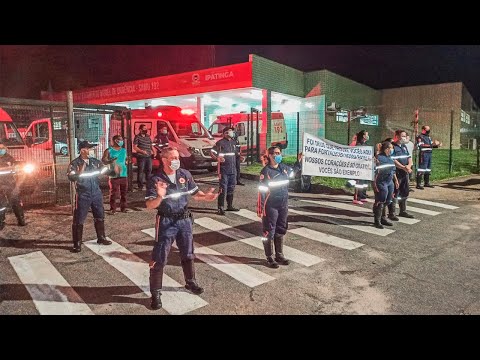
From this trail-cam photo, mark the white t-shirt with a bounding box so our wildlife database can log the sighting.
[167,173,176,184]
[405,141,415,156]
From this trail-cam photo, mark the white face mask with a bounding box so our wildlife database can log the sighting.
[400,137,407,144]
[169,159,180,171]
[88,149,95,158]
[227,131,234,138]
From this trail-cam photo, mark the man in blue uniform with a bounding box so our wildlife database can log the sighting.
[234,132,245,186]
[390,130,415,219]
[67,140,112,253]
[416,125,441,189]
[0,142,26,230]
[373,141,399,229]
[145,146,218,310]
[211,127,239,215]
[257,146,295,268]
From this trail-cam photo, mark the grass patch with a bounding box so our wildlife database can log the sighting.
[243,149,480,189]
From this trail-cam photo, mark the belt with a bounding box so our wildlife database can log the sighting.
[158,210,191,219]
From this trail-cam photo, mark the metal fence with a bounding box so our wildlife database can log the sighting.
[0,96,130,208]
[244,105,480,180]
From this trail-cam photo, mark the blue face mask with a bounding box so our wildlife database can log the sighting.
[116,140,124,147]
[274,154,282,164]
[0,149,6,156]
[390,149,395,156]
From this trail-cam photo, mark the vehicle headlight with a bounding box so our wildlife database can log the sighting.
[188,147,200,154]
[23,163,35,174]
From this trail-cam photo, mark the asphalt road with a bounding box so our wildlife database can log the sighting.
[1,171,479,315]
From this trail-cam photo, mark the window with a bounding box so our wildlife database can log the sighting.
[0,121,24,146]
[336,111,348,122]
[210,123,227,136]
[236,123,245,136]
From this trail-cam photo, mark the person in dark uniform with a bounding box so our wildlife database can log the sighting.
[416,125,442,189]
[0,142,26,230]
[373,141,399,229]
[390,130,414,219]
[292,152,311,193]
[154,125,170,150]
[210,127,239,215]
[145,146,218,310]
[234,132,245,186]
[257,146,295,268]
[67,140,112,253]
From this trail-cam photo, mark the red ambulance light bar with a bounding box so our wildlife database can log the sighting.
[181,109,195,115]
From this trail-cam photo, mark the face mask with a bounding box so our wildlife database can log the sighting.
[227,131,234,138]
[116,140,124,147]
[169,159,180,171]
[142,129,148,135]
[390,149,395,156]
[364,135,369,141]
[425,130,430,135]
[88,149,95,158]
[161,130,167,135]
[400,137,407,144]
[274,154,282,164]
[0,149,6,156]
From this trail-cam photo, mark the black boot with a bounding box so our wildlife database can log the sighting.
[12,203,26,226]
[388,200,399,221]
[381,204,393,226]
[398,199,414,218]
[94,219,112,245]
[274,234,290,265]
[416,173,424,189]
[373,204,384,229]
[262,237,279,268]
[226,194,239,211]
[181,259,204,294]
[424,173,434,188]
[149,267,163,310]
[72,224,83,253]
[217,192,226,215]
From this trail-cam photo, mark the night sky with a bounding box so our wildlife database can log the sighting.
[1,45,480,104]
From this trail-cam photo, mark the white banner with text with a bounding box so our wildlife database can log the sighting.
[302,133,374,180]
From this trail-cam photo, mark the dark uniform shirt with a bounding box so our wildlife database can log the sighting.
[67,157,104,195]
[211,138,238,175]
[0,153,17,188]
[154,134,169,146]
[375,154,396,183]
[257,163,294,214]
[416,134,437,152]
[145,168,199,215]
[392,142,411,174]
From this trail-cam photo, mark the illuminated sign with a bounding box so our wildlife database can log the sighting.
[360,114,379,126]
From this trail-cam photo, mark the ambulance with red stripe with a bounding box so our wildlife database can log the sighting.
[208,112,288,156]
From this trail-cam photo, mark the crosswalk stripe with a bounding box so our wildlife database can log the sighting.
[394,204,441,216]
[141,229,274,288]
[235,209,365,250]
[194,217,324,267]
[299,199,420,225]
[8,251,94,315]
[84,239,208,315]
[288,208,396,236]
[407,198,458,210]
[196,176,219,182]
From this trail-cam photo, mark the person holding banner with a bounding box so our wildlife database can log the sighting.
[373,141,399,229]
[352,130,370,205]
[391,130,414,219]
[257,146,295,268]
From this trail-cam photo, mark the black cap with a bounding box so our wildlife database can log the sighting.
[223,127,234,133]
[78,140,97,151]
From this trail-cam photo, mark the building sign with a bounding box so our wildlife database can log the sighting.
[336,111,349,122]
[360,114,379,126]
[43,62,253,104]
